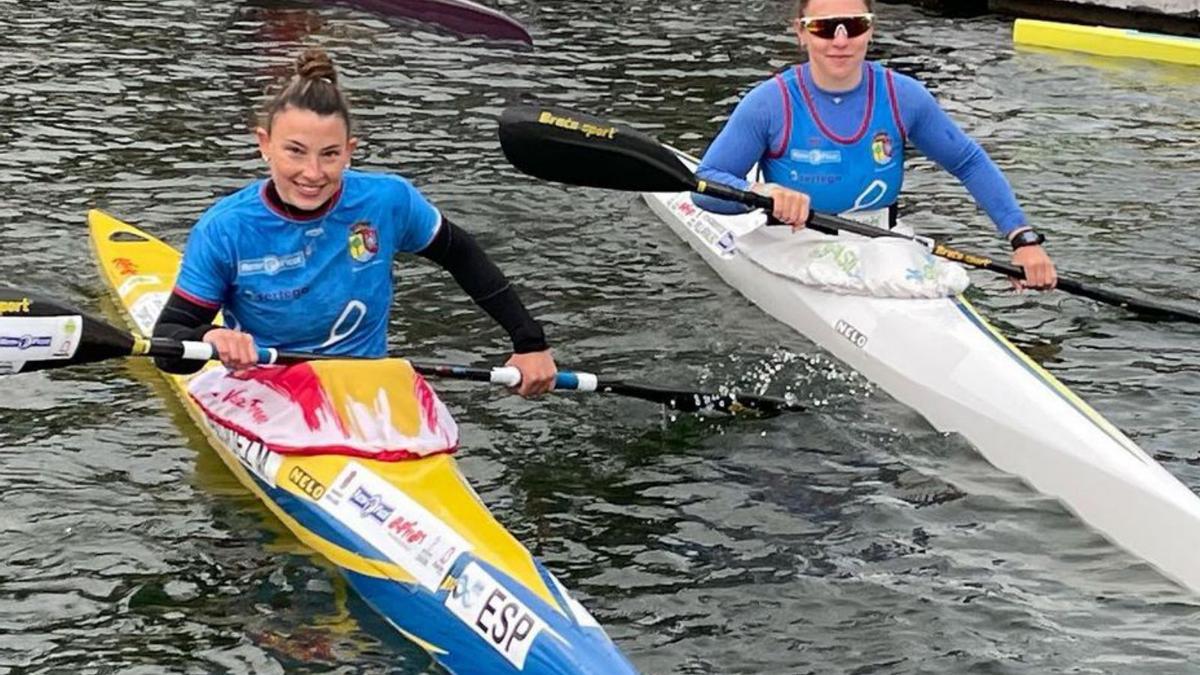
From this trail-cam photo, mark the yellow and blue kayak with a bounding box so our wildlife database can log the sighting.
[1013,18,1200,67]
[88,209,636,674]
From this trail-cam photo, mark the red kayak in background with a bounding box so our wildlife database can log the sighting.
[332,0,533,43]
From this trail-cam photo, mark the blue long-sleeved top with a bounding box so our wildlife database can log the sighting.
[694,62,1026,236]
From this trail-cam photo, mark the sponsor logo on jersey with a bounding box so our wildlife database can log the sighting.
[244,286,310,302]
[348,221,379,263]
[788,171,840,185]
[871,131,894,164]
[790,148,842,165]
[238,251,307,277]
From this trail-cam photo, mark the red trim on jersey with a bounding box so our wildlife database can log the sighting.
[769,73,793,159]
[885,69,907,143]
[173,286,220,310]
[260,181,344,222]
[798,64,875,145]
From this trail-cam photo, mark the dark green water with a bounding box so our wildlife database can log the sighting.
[2,1,1200,672]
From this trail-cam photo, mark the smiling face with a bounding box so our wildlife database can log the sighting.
[794,0,874,90]
[256,106,357,210]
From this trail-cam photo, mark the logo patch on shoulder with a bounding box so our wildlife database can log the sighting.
[348,221,379,263]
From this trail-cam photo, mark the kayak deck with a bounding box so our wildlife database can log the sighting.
[87,209,636,674]
[641,153,1200,595]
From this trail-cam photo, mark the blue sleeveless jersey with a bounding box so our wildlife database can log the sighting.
[761,62,906,214]
[175,170,441,356]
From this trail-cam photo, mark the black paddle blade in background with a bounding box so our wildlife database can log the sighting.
[498,104,698,192]
[329,0,533,44]
[0,288,136,373]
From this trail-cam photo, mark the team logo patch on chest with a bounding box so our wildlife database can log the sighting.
[348,221,379,263]
[872,131,894,164]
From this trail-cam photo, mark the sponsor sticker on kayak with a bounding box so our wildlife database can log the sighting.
[835,319,868,349]
[205,418,284,487]
[445,561,549,669]
[117,274,161,298]
[668,194,737,259]
[287,466,327,501]
[322,462,471,591]
[129,292,167,337]
[0,316,81,361]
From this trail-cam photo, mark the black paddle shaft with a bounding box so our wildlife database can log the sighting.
[497,103,1200,325]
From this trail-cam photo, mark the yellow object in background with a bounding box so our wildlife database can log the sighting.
[1013,18,1200,68]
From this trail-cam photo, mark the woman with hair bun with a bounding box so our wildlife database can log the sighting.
[153,48,557,396]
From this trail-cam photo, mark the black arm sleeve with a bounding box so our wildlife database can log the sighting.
[417,218,549,353]
[151,291,221,374]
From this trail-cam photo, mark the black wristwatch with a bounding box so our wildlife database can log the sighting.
[1010,229,1046,251]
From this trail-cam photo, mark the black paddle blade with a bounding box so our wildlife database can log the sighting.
[498,104,698,193]
[329,0,533,43]
[602,381,805,417]
[0,288,136,374]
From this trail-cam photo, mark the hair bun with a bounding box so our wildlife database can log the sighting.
[296,48,337,84]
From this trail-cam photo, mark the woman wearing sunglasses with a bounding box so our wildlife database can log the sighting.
[693,0,1056,289]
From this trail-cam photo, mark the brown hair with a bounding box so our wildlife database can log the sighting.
[794,0,875,16]
[261,48,352,133]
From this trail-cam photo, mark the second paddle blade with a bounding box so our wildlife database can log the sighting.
[0,288,137,374]
[600,380,805,417]
[498,104,698,193]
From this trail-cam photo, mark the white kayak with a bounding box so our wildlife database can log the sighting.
[642,149,1200,594]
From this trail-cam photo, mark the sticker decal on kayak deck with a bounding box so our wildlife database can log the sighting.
[322,462,471,591]
[205,419,284,487]
[669,194,737,259]
[835,319,868,348]
[287,466,327,501]
[446,561,548,669]
[129,292,167,336]
[117,274,161,298]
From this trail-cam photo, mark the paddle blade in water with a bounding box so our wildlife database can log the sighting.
[329,0,532,43]
[498,105,699,192]
[600,380,805,417]
[0,288,136,374]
